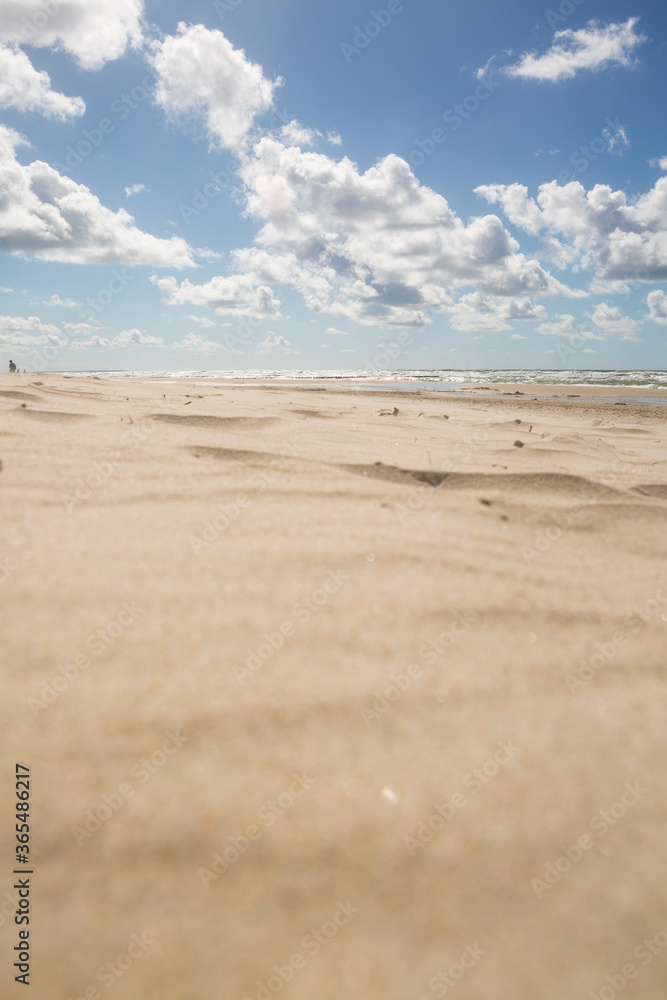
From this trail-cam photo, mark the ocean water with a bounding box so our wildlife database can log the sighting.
[64,368,667,388]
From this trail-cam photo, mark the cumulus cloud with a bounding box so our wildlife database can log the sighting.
[42,293,76,306]
[646,289,667,326]
[155,136,577,330]
[258,331,293,351]
[0,126,196,266]
[476,176,667,283]
[70,327,165,349]
[536,313,599,340]
[589,302,640,341]
[114,327,165,346]
[171,331,226,353]
[125,183,146,197]
[447,293,547,332]
[504,18,646,83]
[0,312,64,350]
[184,314,215,327]
[0,44,85,118]
[280,120,320,147]
[325,327,349,336]
[0,0,145,71]
[151,272,282,318]
[149,23,280,150]
[229,138,573,327]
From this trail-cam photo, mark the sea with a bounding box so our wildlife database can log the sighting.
[62,368,667,388]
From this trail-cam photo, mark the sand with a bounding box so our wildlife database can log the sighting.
[2,374,667,1000]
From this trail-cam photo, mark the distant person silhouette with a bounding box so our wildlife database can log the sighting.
[8,359,16,373]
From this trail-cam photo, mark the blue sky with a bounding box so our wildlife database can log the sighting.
[1,0,666,371]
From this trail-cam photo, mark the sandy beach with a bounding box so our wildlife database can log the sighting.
[2,373,667,1000]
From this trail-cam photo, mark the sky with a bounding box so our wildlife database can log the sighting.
[1,0,666,372]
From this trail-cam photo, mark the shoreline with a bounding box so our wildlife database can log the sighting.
[35,372,667,405]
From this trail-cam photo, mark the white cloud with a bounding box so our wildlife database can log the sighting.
[42,293,76,307]
[589,302,640,341]
[476,176,667,283]
[114,327,164,346]
[125,182,146,197]
[258,330,293,351]
[604,121,629,155]
[326,131,342,146]
[151,273,281,318]
[149,23,280,150]
[0,313,64,351]
[646,289,667,326]
[0,0,145,71]
[0,126,196,267]
[0,44,85,118]
[184,314,215,328]
[475,55,496,81]
[504,18,646,83]
[70,327,165,349]
[229,137,573,328]
[325,326,349,336]
[172,331,226,353]
[280,120,320,147]
[649,156,667,172]
[447,293,547,332]
[536,313,599,340]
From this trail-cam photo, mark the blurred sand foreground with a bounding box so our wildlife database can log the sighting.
[1,374,667,1000]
